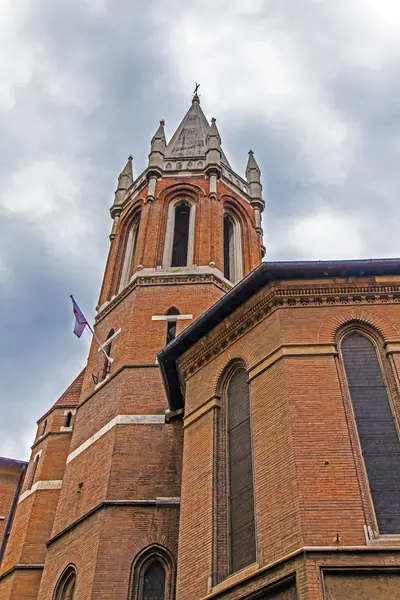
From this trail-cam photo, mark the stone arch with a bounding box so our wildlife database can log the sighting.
[110,201,142,297]
[127,541,177,600]
[53,564,78,600]
[214,356,249,399]
[155,183,203,268]
[221,195,255,276]
[318,309,400,344]
[124,533,178,566]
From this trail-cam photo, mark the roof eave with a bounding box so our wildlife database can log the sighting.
[158,258,400,411]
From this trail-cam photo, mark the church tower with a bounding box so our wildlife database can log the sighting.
[0,93,264,600]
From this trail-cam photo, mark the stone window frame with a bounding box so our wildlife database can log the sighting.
[162,197,196,269]
[129,544,176,600]
[223,209,243,284]
[336,322,400,542]
[53,564,77,600]
[118,212,141,292]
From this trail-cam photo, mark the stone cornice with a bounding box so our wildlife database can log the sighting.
[179,283,400,379]
[96,271,231,323]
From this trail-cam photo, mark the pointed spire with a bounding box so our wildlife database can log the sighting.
[245,150,261,183]
[205,117,222,177]
[246,150,265,225]
[112,156,133,210]
[151,120,166,150]
[164,99,231,168]
[208,117,221,145]
[148,120,166,175]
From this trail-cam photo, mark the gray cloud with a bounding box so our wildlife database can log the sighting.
[1,0,400,458]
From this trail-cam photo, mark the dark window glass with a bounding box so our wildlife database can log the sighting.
[227,368,256,572]
[165,307,180,345]
[142,562,165,600]
[56,569,76,600]
[65,412,73,427]
[224,215,234,281]
[171,202,190,267]
[342,333,400,534]
[166,322,177,344]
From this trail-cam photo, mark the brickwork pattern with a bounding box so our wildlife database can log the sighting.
[176,275,400,600]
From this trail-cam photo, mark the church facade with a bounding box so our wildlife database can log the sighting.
[1,94,400,600]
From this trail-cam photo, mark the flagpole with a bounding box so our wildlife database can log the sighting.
[70,295,113,363]
[85,321,113,364]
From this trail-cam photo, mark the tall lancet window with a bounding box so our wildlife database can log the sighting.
[215,365,256,583]
[341,332,400,534]
[223,212,242,283]
[171,202,190,267]
[163,198,195,269]
[119,215,140,292]
[227,367,256,573]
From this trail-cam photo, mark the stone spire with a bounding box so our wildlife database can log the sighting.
[110,156,133,239]
[164,98,231,167]
[205,118,222,199]
[147,120,166,202]
[246,150,265,245]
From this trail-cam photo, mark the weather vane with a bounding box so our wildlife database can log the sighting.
[193,82,200,95]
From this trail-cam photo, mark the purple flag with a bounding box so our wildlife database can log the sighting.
[70,296,88,338]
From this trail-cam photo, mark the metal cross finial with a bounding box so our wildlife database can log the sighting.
[193,82,200,95]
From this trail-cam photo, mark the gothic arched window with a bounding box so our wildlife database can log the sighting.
[223,212,242,283]
[214,364,256,584]
[119,214,140,292]
[165,307,180,345]
[341,332,400,534]
[64,411,73,428]
[130,546,175,600]
[171,202,190,267]
[227,367,256,572]
[55,566,77,600]
[163,199,195,269]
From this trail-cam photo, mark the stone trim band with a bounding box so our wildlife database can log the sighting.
[18,480,62,504]
[66,414,165,464]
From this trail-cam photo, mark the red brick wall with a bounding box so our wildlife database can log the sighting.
[176,275,400,600]
[98,177,261,306]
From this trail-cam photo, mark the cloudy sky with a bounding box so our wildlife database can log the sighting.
[1,0,400,460]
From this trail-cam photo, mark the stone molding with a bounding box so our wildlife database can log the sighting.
[248,344,338,382]
[183,396,220,429]
[96,271,231,323]
[66,414,165,464]
[179,283,400,379]
[18,480,62,504]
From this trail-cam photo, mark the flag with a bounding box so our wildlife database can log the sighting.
[70,295,88,338]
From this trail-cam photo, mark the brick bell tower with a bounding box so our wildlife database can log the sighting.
[0,92,264,600]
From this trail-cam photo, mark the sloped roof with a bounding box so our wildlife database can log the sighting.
[158,258,400,411]
[53,368,85,408]
[165,97,231,167]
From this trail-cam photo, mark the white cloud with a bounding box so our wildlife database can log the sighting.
[283,211,364,260]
